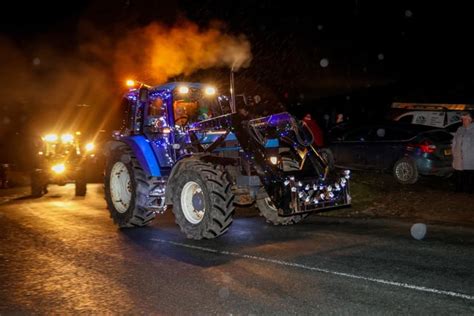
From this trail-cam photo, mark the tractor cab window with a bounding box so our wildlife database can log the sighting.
[173,100,198,127]
[172,88,221,127]
[119,97,133,135]
[145,96,168,131]
[173,98,217,126]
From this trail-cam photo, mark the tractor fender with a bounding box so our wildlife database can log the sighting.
[105,137,161,177]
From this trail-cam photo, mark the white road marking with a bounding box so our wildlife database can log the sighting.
[151,238,474,301]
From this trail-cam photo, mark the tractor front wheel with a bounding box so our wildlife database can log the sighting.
[172,161,235,239]
[75,169,87,196]
[256,189,308,225]
[31,170,46,197]
[256,157,308,225]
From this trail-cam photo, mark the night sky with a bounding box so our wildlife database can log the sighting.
[1,1,474,164]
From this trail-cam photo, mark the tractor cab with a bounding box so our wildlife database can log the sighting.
[39,133,80,160]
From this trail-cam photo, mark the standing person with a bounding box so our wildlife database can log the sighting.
[336,113,344,124]
[452,110,474,193]
[237,105,251,120]
[302,113,324,147]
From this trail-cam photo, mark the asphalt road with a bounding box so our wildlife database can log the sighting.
[0,184,473,314]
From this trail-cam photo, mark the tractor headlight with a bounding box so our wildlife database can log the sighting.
[178,86,189,94]
[51,163,66,174]
[269,156,278,165]
[61,134,74,143]
[205,86,216,96]
[44,134,58,142]
[85,142,95,152]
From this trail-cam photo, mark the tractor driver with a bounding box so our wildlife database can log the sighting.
[173,101,199,127]
[174,101,189,127]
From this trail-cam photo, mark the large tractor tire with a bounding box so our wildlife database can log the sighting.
[172,161,235,240]
[256,157,308,225]
[319,148,335,170]
[75,168,87,196]
[104,146,155,227]
[31,170,46,197]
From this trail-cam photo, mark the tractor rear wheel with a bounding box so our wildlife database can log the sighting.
[31,170,46,197]
[171,161,235,239]
[104,146,155,227]
[75,169,87,196]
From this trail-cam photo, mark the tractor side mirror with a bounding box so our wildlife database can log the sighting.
[139,87,149,102]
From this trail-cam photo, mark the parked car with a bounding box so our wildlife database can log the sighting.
[444,121,462,136]
[325,122,454,184]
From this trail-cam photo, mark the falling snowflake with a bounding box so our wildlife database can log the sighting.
[405,10,413,18]
[410,223,427,240]
[320,58,329,68]
[33,57,41,66]
[378,53,385,61]
[317,25,323,31]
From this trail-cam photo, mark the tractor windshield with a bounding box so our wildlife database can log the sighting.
[173,96,220,127]
[42,141,78,158]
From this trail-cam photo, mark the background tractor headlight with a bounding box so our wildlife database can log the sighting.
[51,163,66,174]
[85,142,95,152]
[44,134,58,142]
[61,134,74,143]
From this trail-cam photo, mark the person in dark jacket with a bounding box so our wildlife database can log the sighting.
[452,110,474,193]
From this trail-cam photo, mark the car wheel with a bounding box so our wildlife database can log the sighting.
[393,157,418,184]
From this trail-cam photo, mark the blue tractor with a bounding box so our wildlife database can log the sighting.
[104,81,351,239]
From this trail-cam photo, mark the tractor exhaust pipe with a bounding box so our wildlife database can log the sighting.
[230,67,236,113]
